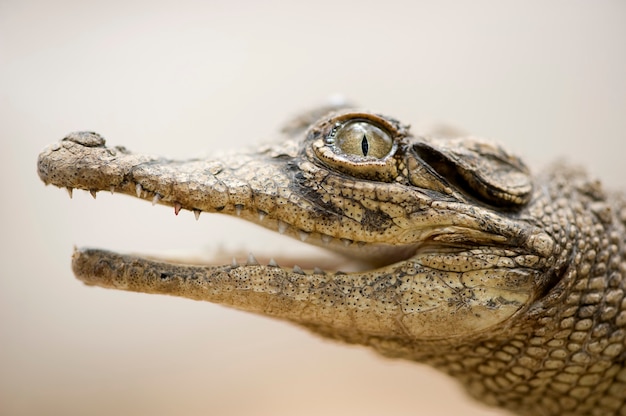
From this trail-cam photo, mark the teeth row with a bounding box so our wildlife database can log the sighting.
[66,185,358,246]
[230,254,327,275]
[65,186,351,276]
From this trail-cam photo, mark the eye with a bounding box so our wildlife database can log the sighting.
[308,111,403,182]
[332,121,393,159]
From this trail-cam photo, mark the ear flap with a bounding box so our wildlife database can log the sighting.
[413,137,532,207]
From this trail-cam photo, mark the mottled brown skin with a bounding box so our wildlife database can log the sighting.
[37,106,626,415]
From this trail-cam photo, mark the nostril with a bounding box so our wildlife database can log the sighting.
[62,131,105,147]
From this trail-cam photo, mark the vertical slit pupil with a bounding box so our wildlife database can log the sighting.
[361,135,369,156]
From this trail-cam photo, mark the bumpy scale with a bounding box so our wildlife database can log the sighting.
[37,106,626,415]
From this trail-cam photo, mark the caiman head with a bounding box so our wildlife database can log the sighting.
[37,106,558,346]
[39,106,590,414]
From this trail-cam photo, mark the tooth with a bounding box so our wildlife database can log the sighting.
[299,231,310,242]
[152,194,161,206]
[66,187,73,198]
[258,211,267,221]
[321,234,332,245]
[109,186,115,195]
[235,204,243,216]
[313,267,325,275]
[278,220,288,234]
[231,257,239,267]
[89,190,97,199]
[268,258,278,267]
[174,202,182,215]
[292,265,305,275]
[135,183,142,198]
[341,238,352,247]
[193,209,201,221]
[247,253,259,265]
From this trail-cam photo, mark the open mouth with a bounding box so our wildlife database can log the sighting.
[119,226,387,275]
[37,129,422,282]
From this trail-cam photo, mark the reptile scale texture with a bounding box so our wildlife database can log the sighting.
[37,105,626,415]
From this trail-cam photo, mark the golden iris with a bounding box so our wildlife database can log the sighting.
[333,121,393,159]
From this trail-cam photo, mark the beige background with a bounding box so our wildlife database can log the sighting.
[1,1,625,415]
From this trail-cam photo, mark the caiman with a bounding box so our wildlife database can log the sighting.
[37,105,626,415]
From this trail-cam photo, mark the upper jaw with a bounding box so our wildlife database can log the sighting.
[38,127,551,270]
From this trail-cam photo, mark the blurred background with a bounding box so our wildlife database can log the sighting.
[1,1,625,415]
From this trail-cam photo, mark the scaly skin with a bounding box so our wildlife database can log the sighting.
[37,107,626,415]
